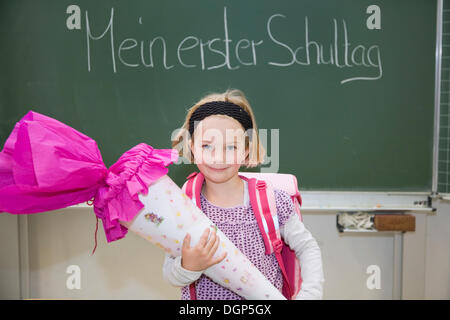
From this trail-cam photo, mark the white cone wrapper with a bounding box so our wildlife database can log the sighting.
[120,175,285,300]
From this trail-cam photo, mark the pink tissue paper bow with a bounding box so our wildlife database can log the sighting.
[0,110,179,243]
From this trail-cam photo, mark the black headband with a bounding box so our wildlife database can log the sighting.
[189,101,253,137]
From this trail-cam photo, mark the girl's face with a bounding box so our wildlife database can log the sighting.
[190,115,249,183]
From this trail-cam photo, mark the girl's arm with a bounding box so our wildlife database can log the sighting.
[280,213,325,300]
[162,253,203,287]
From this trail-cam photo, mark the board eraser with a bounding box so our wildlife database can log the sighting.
[374,214,415,232]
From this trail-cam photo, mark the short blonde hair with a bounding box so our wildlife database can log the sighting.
[172,88,266,168]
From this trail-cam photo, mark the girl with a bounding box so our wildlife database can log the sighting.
[163,89,324,300]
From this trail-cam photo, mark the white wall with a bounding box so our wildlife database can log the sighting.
[0,213,20,299]
[423,199,450,299]
[0,200,449,299]
[26,209,179,299]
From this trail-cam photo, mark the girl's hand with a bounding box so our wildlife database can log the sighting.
[181,228,227,272]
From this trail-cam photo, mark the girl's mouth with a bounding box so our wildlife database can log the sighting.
[207,165,229,172]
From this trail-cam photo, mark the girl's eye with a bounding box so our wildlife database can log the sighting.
[202,144,236,150]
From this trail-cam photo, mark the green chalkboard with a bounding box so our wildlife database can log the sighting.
[0,0,437,191]
[438,0,450,194]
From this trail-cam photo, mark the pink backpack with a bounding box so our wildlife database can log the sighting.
[181,171,303,300]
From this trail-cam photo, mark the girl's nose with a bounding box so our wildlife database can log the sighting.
[211,151,226,164]
[217,151,239,165]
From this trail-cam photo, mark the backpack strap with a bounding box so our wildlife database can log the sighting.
[182,171,205,300]
[247,179,276,254]
[247,178,293,299]
[183,171,203,208]
[290,174,303,223]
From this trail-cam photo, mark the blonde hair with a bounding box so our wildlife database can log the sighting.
[172,88,266,168]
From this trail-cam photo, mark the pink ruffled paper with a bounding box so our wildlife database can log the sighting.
[0,111,108,212]
[0,110,179,243]
[93,143,178,242]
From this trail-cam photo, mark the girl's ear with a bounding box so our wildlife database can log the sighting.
[189,138,194,162]
[243,144,250,164]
